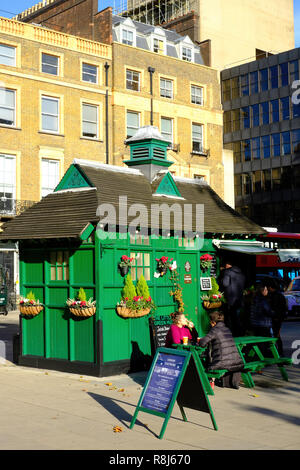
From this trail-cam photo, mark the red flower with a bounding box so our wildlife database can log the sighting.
[121,255,130,261]
[146,296,152,302]
[29,300,34,304]
[20,300,24,304]
[80,301,87,307]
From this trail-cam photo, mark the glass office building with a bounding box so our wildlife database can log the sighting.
[221,48,300,231]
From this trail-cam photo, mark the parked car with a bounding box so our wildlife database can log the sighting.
[283,277,300,316]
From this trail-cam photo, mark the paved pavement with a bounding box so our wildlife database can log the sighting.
[0,311,299,451]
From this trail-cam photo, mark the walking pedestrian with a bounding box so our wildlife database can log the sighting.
[266,279,287,356]
[218,259,246,336]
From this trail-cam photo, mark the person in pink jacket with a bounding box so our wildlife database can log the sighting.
[165,312,198,347]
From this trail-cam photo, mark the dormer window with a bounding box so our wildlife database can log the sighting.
[153,38,164,54]
[182,47,192,62]
[114,18,136,47]
[122,29,134,46]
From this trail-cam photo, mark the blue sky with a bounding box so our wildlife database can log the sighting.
[1,0,300,47]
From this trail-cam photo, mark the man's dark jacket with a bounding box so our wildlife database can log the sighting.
[219,266,246,307]
[198,322,243,371]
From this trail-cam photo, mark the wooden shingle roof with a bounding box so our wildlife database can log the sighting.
[0,161,265,240]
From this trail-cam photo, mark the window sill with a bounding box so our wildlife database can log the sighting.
[80,137,103,142]
[0,125,21,131]
[38,131,65,137]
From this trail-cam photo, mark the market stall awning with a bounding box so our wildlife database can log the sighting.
[213,240,274,255]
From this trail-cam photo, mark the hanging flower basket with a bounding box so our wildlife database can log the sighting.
[19,304,44,316]
[200,253,213,272]
[203,300,222,310]
[116,306,151,318]
[69,306,96,317]
[66,292,96,318]
[118,255,134,277]
[119,265,129,277]
[19,293,43,316]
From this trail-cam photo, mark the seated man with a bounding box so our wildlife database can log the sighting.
[198,311,244,389]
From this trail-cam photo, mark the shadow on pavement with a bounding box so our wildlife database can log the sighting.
[88,392,159,438]
[232,403,300,427]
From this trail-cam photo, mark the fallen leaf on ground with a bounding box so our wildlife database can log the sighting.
[249,393,259,397]
[118,388,125,392]
[79,379,90,383]
[105,382,112,386]
[113,426,123,433]
[109,386,117,390]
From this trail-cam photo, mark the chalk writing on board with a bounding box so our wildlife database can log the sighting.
[149,316,172,350]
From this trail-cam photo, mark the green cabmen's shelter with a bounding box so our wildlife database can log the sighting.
[0,126,266,377]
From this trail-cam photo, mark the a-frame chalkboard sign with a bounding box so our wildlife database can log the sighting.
[130,347,217,439]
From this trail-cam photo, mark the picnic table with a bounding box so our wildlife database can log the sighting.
[234,336,292,388]
[174,336,293,389]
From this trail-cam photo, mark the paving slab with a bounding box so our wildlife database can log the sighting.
[0,312,299,451]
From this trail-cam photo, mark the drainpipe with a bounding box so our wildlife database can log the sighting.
[104,62,110,165]
[148,67,155,126]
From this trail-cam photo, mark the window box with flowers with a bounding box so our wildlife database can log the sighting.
[118,255,134,277]
[66,288,96,317]
[19,291,44,317]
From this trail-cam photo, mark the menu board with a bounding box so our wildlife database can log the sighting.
[141,352,186,414]
[210,255,217,278]
[149,315,172,351]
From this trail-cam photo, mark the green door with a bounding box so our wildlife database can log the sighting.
[179,252,200,334]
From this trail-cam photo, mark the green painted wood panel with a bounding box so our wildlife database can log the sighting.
[71,316,95,362]
[49,308,70,359]
[22,313,45,356]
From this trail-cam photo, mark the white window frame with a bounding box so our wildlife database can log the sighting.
[0,43,16,67]
[41,95,60,133]
[41,52,59,76]
[191,85,204,106]
[192,123,204,153]
[82,102,99,139]
[182,46,193,62]
[160,78,173,99]
[126,110,140,138]
[41,158,60,198]
[82,62,98,84]
[161,117,173,145]
[0,88,16,127]
[0,153,16,214]
[122,28,134,46]
[126,69,141,92]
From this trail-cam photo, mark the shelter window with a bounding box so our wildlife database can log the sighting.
[126,110,140,138]
[126,69,140,91]
[0,153,16,214]
[41,53,59,76]
[130,233,150,245]
[41,96,59,133]
[130,252,150,281]
[41,159,60,198]
[0,88,15,127]
[82,63,98,83]
[82,103,98,139]
[160,78,173,99]
[178,237,195,247]
[191,85,203,106]
[0,43,16,66]
[50,251,69,281]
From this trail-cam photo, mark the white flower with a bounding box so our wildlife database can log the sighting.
[171,261,177,271]
[154,272,161,278]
